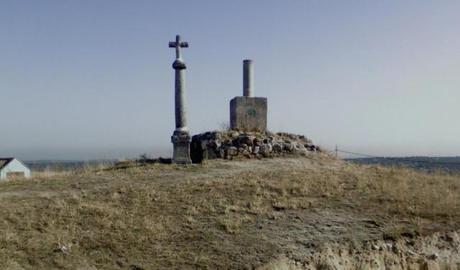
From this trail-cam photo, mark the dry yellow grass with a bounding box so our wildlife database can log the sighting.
[0,155,458,269]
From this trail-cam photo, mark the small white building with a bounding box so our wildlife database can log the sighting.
[0,158,31,180]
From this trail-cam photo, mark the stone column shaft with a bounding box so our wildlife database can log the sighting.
[175,69,188,131]
[243,59,253,97]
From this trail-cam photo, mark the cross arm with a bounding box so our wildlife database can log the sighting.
[169,42,189,48]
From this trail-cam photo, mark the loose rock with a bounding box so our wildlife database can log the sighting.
[190,131,322,163]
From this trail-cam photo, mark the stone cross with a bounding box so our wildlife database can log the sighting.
[169,35,189,60]
[169,35,191,164]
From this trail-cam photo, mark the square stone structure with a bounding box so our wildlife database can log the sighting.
[230,96,267,132]
[171,131,191,164]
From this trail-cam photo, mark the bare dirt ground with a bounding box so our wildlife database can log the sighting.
[0,154,459,269]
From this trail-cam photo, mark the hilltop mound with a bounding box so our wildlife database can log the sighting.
[191,131,322,163]
[0,155,459,269]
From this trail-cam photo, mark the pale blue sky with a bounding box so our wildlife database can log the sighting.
[1,1,459,160]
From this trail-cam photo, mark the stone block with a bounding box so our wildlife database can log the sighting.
[230,96,267,132]
[171,131,191,164]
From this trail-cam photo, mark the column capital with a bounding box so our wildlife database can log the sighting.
[172,59,186,70]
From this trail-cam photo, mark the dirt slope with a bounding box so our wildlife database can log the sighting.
[0,154,459,269]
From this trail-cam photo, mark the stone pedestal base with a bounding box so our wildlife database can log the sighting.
[171,131,192,164]
[230,96,267,132]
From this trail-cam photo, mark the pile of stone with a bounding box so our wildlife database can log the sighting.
[190,131,321,163]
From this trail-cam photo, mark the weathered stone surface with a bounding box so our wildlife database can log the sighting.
[272,143,282,153]
[229,59,268,132]
[171,131,191,164]
[230,97,267,132]
[190,131,320,163]
[259,144,270,157]
[169,34,191,164]
[227,146,238,157]
[243,59,254,97]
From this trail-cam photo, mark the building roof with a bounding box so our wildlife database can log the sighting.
[0,158,15,170]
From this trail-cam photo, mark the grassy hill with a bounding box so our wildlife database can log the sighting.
[0,154,459,269]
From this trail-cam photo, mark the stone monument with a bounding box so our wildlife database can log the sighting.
[169,35,192,164]
[230,60,267,132]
